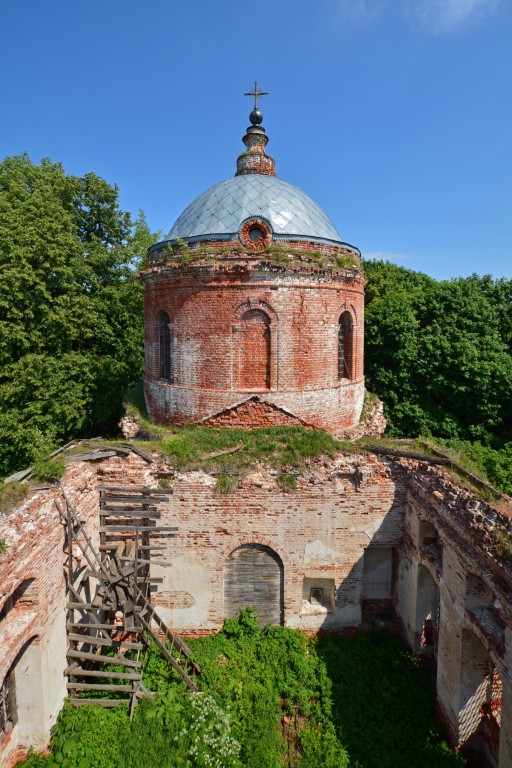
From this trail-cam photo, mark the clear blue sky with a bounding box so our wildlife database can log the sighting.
[1,0,510,280]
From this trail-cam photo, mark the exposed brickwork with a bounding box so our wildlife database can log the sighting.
[0,453,152,768]
[2,450,512,766]
[142,261,365,431]
[202,397,310,428]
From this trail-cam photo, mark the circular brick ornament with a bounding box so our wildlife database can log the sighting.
[239,218,272,251]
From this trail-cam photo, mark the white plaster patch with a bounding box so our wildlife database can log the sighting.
[303,539,342,567]
[153,554,212,628]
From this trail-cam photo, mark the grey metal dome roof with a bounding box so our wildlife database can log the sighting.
[165,174,342,245]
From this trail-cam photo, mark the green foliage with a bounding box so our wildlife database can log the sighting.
[319,630,465,768]
[0,154,158,480]
[443,439,512,496]
[0,538,7,553]
[276,472,297,491]
[262,245,359,273]
[298,724,349,768]
[32,458,66,483]
[12,749,55,767]
[363,260,512,486]
[152,425,341,474]
[16,617,464,768]
[0,480,29,514]
[215,473,239,495]
[49,700,130,768]
[492,528,512,561]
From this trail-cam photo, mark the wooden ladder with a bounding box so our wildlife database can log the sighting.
[58,488,201,713]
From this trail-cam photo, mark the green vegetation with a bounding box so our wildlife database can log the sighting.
[320,630,465,768]
[215,473,239,495]
[16,612,464,768]
[0,539,7,554]
[492,528,512,562]
[156,241,361,273]
[0,155,158,481]
[141,424,343,475]
[32,457,66,483]
[0,481,29,515]
[276,472,297,491]
[363,260,512,494]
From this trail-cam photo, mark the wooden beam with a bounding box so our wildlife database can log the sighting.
[67,683,133,693]
[99,544,167,551]
[67,669,141,681]
[100,509,160,518]
[123,444,155,463]
[101,495,161,504]
[66,622,143,632]
[99,525,177,533]
[68,633,144,650]
[98,485,173,493]
[66,649,142,668]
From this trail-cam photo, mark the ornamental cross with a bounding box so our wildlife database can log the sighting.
[244,81,269,110]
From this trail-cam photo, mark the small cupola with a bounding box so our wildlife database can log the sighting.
[235,81,276,177]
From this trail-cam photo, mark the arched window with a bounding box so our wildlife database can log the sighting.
[338,311,354,380]
[158,311,172,381]
[238,309,271,390]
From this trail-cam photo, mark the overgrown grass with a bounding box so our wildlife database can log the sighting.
[15,615,465,768]
[215,473,239,495]
[0,481,29,515]
[145,425,344,475]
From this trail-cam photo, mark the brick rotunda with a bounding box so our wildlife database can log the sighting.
[142,85,365,432]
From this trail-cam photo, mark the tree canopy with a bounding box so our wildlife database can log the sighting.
[363,259,512,445]
[0,155,155,478]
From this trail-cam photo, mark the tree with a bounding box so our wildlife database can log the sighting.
[363,260,512,443]
[0,155,156,478]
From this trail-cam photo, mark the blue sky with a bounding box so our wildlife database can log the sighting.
[1,0,510,280]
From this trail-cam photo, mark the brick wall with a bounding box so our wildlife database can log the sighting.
[2,449,511,766]
[143,260,365,431]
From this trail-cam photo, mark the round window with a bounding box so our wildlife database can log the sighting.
[239,218,272,251]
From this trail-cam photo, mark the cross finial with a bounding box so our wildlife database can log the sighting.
[244,81,269,110]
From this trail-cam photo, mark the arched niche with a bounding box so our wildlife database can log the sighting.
[157,310,172,382]
[224,544,284,626]
[232,299,277,391]
[415,564,440,655]
[338,310,355,381]
[1,636,44,746]
[459,629,502,765]
[237,309,271,390]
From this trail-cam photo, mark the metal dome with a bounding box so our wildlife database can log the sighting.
[165,174,342,245]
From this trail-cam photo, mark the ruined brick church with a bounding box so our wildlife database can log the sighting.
[1,89,511,768]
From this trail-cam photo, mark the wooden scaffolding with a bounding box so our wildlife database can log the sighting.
[57,486,200,714]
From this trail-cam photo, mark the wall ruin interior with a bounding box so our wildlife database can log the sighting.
[1,449,511,767]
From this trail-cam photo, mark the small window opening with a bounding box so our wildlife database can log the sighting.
[338,311,354,380]
[249,225,265,242]
[158,311,172,382]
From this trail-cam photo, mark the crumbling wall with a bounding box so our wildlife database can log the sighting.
[1,450,512,767]
[0,453,151,768]
[397,463,512,768]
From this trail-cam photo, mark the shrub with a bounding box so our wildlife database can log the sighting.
[32,458,65,483]
[215,473,238,495]
[276,473,297,491]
